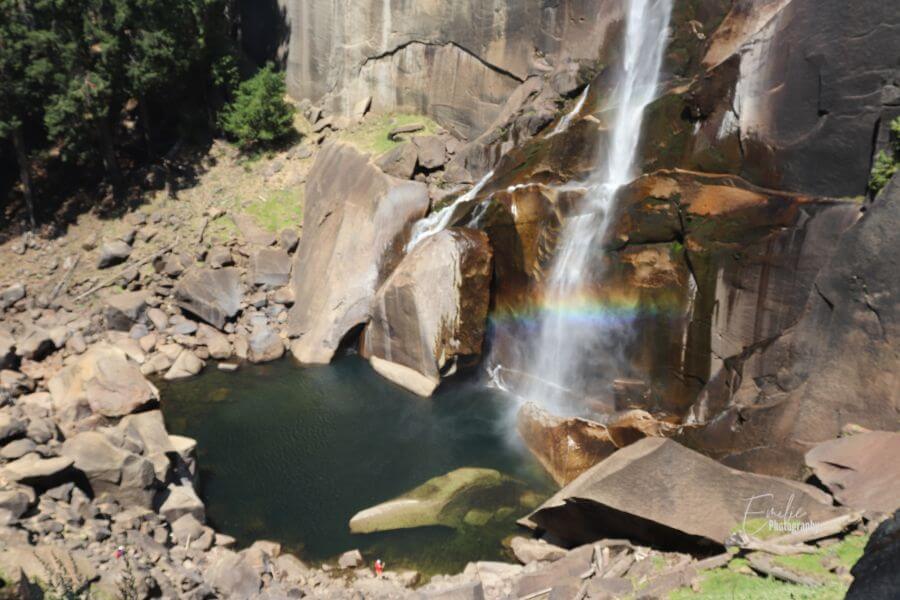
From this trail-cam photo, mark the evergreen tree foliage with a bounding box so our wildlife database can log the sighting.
[220,64,295,150]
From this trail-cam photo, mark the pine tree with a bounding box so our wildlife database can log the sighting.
[220,64,295,150]
[0,0,56,227]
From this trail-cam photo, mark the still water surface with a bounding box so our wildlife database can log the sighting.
[159,356,554,575]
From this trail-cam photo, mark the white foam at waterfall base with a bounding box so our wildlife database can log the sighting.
[548,85,590,137]
[406,170,494,252]
[519,0,675,415]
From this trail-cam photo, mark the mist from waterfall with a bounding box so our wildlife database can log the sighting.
[520,0,674,414]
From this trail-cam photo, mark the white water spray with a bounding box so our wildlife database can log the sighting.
[549,85,590,137]
[522,0,674,412]
[406,170,494,252]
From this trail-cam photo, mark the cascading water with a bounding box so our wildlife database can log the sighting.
[406,170,494,252]
[520,0,674,413]
[549,85,590,137]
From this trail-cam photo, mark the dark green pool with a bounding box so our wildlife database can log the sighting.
[158,355,554,575]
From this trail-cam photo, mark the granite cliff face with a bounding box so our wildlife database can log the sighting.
[279,0,623,140]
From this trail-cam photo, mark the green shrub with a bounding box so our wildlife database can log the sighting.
[869,116,900,194]
[870,150,898,194]
[220,65,295,150]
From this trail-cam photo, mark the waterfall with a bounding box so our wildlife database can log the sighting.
[406,171,494,252]
[522,0,673,412]
[549,85,590,137]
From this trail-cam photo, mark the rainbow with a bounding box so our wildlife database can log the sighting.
[489,287,689,330]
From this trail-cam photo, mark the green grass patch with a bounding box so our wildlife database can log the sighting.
[338,113,441,157]
[243,188,304,232]
[670,535,869,599]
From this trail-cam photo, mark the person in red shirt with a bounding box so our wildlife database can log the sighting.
[374,559,384,577]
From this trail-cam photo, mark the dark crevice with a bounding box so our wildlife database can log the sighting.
[814,283,835,312]
[360,40,526,84]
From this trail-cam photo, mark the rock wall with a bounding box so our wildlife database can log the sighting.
[278,0,623,139]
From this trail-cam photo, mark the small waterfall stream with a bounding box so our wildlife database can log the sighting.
[522,0,674,411]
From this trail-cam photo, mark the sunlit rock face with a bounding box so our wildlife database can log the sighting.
[681,175,900,478]
[287,142,428,364]
[516,402,678,486]
[279,0,625,138]
[484,170,859,416]
[644,0,900,196]
[361,228,492,397]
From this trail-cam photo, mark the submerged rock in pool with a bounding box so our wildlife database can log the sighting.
[349,467,524,534]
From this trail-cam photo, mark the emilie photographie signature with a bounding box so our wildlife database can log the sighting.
[741,493,818,536]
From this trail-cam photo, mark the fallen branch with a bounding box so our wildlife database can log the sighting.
[768,512,863,546]
[197,216,210,245]
[73,238,178,301]
[729,531,817,556]
[48,253,81,302]
[747,553,824,587]
[602,552,635,578]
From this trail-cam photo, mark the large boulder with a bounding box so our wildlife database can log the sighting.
[103,290,150,331]
[97,240,132,268]
[174,267,243,330]
[1,454,73,486]
[516,402,678,486]
[682,174,900,477]
[805,431,900,514]
[524,438,846,549]
[250,248,292,288]
[48,343,159,421]
[349,467,523,534]
[288,142,429,363]
[61,431,157,508]
[362,228,492,396]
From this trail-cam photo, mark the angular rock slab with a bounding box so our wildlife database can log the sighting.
[251,248,292,288]
[362,228,492,396]
[48,343,159,421]
[288,141,428,363]
[805,431,900,514]
[524,438,846,549]
[61,430,157,508]
[175,267,243,330]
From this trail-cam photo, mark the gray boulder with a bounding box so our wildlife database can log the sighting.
[0,283,25,310]
[0,334,15,369]
[205,548,261,598]
[251,248,292,288]
[248,323,284,363]
[278,228,299,252]
[103,290,150,331]
[158,481,205,523]
[207,246,234,268]
[0,413,26,443]
[163,349,204,380]
[376,142,418,179]
[97,240,132,268]
[1,454,74,486]
[362,229,492,396]
[61,431,157,508]
[48,343,159,420]
[412,135,447,170]
[16,327,54,361]
[175,267,243,330]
